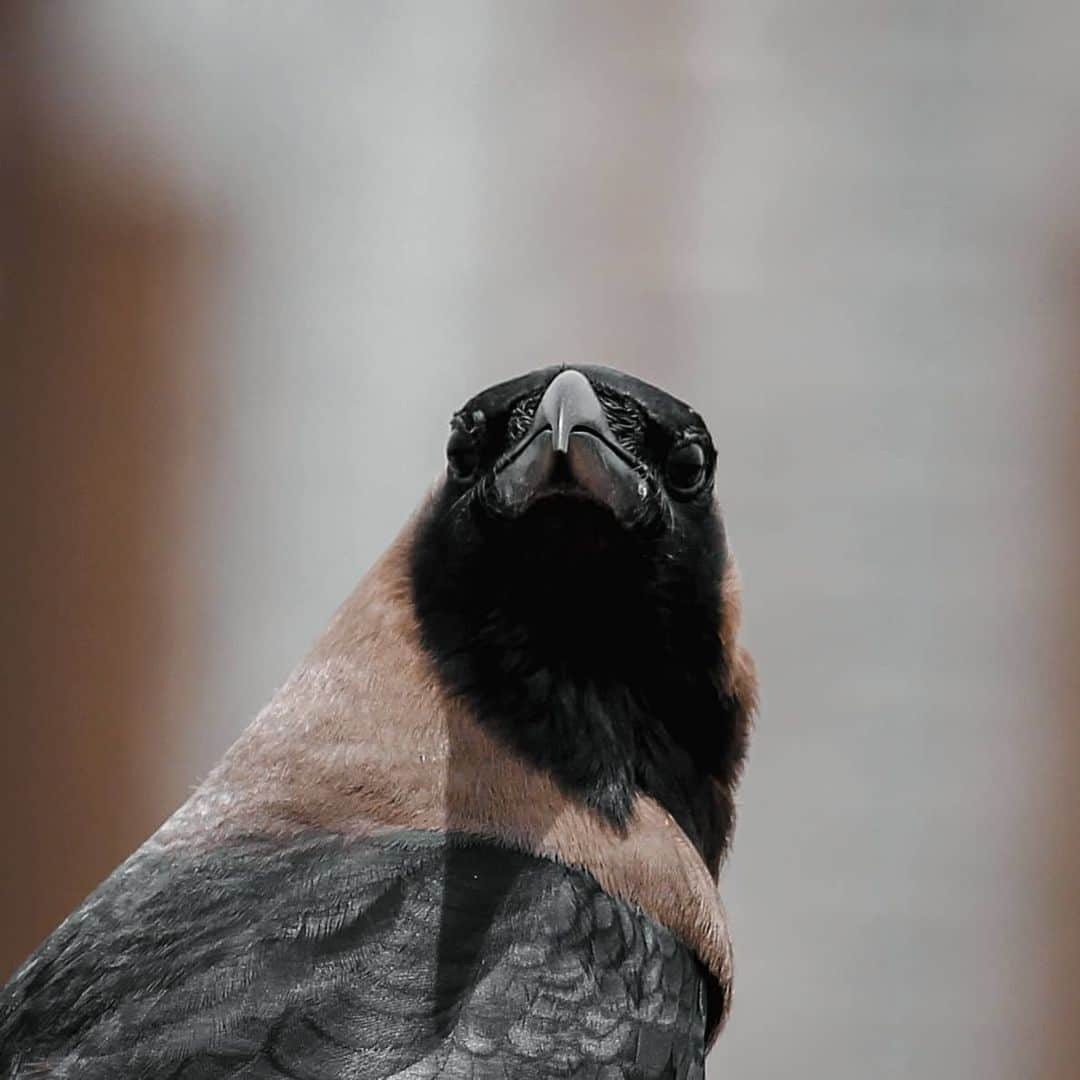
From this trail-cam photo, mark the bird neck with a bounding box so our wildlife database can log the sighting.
[160,519,736,1041]
[409,503,744,872]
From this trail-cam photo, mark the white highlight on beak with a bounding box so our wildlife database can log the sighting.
[553,399,571,453]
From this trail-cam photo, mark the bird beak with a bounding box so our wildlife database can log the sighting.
[492,369,648,522]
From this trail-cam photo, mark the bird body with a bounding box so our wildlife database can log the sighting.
[1,367,755,1078]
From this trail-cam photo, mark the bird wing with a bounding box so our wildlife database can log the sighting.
[0,830,708,1079]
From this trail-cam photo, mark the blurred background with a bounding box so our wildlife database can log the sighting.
[3,3,1079,1076]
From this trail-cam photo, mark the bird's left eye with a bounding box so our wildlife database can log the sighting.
[446,429,479,482]
[664,441,707,495]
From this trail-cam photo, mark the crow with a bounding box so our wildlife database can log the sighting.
[0,365,756,1079]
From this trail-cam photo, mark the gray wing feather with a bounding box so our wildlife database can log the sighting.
[0,831,707,1079]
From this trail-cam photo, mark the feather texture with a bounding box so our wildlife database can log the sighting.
[0,831,708,1079]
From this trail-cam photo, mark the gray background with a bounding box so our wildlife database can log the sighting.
[6,4,1080,1077]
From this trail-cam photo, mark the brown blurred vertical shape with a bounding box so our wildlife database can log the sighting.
[1041,251,1080,1077]
[0,6,212,977]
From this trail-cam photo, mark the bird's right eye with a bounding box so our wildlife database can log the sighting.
[446,429,479,482]
[664,440,707,496]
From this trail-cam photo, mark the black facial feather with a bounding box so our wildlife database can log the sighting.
[592,383,648,456]
[411,366,747,868]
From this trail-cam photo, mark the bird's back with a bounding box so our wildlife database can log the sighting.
[0,829,709,1079]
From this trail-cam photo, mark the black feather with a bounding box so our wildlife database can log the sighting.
[0,831,709,1079]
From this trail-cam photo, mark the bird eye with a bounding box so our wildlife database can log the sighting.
[664,441,707,495]
[446,429,479,482]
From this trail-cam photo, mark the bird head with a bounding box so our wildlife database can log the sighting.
[411,366,754,868]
